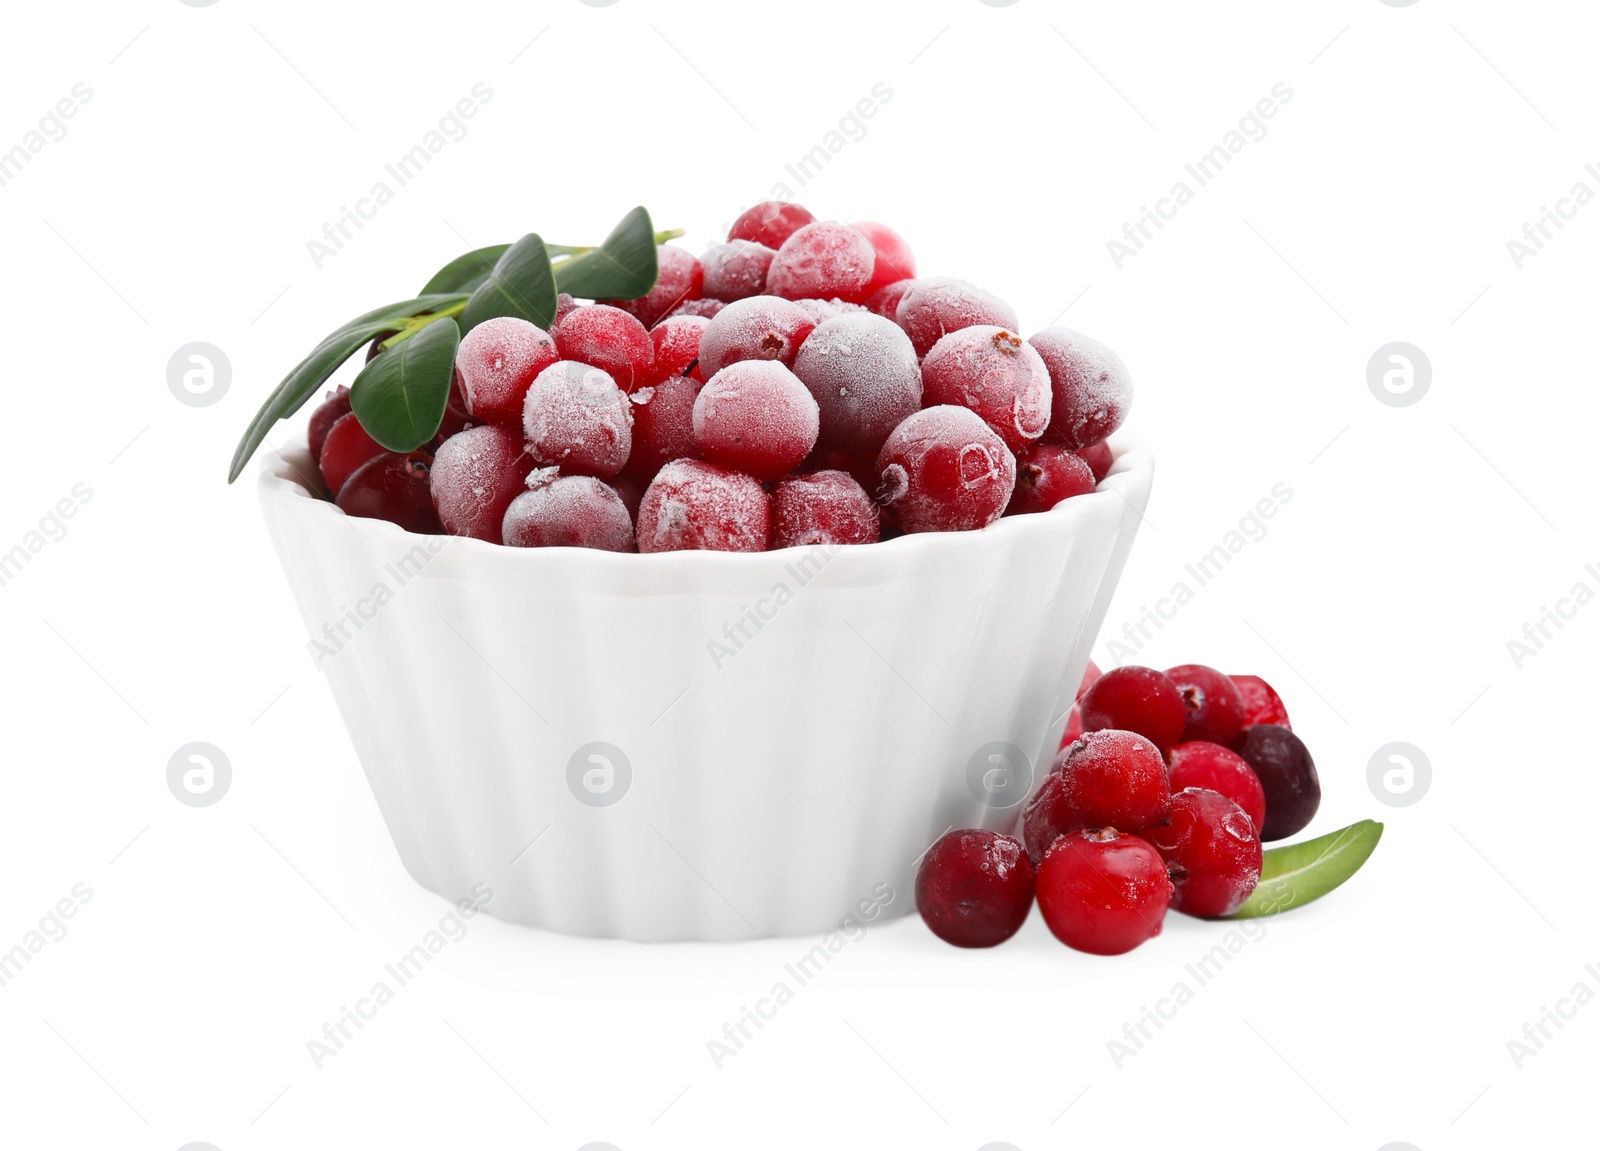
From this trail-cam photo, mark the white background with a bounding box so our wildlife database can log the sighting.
[1,1,1594,1148]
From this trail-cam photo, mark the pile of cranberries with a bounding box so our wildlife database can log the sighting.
[306,200,1133,552]
[916,662,1322,954]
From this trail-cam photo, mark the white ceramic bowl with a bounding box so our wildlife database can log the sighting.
[259,436,1153,941]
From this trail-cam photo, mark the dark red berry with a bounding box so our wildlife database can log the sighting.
[771,470,880,548]
[1078,440,1114,482]
[307,387,351,462]
[318,412,386,497]
[430,425,533,542]
[502,475,634,552]
[626,372,705,483]
[1137,788,1262,918]
[875,406,1016,534]
[921,326,1052,454]
[635,459,770,553]
[1079,665,1186,751]
[915,829,1035,948]
[1029,327,1133,451]
[1036,829,1169,956]
[793,313,922,461]
[1167,741,1266,830]
[1231,725,1320,841]
[1008,443,1096,516]
[1166,663,1246,746]
[727,200,815,249]
[1233,673,1291,729]
[335,451,442,534]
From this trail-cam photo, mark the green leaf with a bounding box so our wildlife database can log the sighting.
[461,234,558,333]
[228,293,465,482]
[554,206,659,300]
[348,317,460,452]
[420,243,511,295]
[1230,819,1384,919]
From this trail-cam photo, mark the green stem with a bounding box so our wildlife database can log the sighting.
[547,228,686,263]
[379,296,469,349]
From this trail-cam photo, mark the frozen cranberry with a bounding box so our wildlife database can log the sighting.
[609,469,645,521]
[1009,443,1096,516]
[692,361,819,481]
[1232,725,1321,842]
[1167,741,1266,830]
[1078,440,1114,482]
[667,298,724,320]
[522,361,632,478]
[601,245,703,329]
[771,470,880,548]
[793,313,922,460]
[915,829,1035,948]
[1138,788,1262,918]
[626,375,703,482]
[502,475,634,552]
[552,292,581,331]
[307,387,351,463]
[1036,829,1169,956]
[1042,730,1170,844]
[319,413,386,496]
[1233,674,1291,729]
[644,314,710,388]
[636,459,771,553]
[701,240,776,302]
[896,278,1020,360]
[791,298,870,325]
[876,406,1016,534]
[698,295,816,378]
[865,279,915,320]
[553,304,655,394]
[921,326,1052,454]
[767,222,876,304]
[336,451,442,534]
[852,221,916,297]
[1029,327,1133,450]
[455,316,560,427]
[429,425,533,541]
[727,200,815,249]
[1166,663,1246,746]
[1080,665,1187,751]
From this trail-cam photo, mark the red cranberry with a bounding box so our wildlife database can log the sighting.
[793,313,922,461]
[915,829,1035,948]
[1044,730,1170,843]
[766,222,876,304]
[1079,665,1186,751]
[727,200,815,249]
[771,470,880,548]
[866,279,915,320]
[455,316,560,428]
[852,221,916,297]
[701,240,776,302]
[1232,725,1320,842]
[692,361,819,482]
[644,314,710,388]
[1233,673,1291,729]
[553,304,655,394]
[1078,440,1114,482]
[429,425,533,542]
[636,459,771,553]
[626,373,704,482]
[318,412,386,497]
[502,475,634,552]
[1167,741,1266,830]
[335,451,442,533]
[876,406,1016,534]
[551,292,581,331]
[1166,663,1246,746]
[522,361,633,479]
[921,326,1052,454]
[895,278,1019,360]
[307,387,351,462]
[1138,788,1262,918]
[1009,443,1096,516]
[792,298,869,325]
[1029,327,1133,451]
[697,295,816,378]
[667,298,724,321]
[1036,829,1169,955]
[601,244,703,329]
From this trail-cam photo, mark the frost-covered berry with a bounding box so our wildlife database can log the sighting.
[865,279,915,321]
[921,326,1052,454]
[767,222,876,304]
[522,361,633,478]
[852,221,916,297]
[876,406,1016,534]
[553,304,655,394]
[319,412,386,496]
[601,245,703,329]
[336,451,442,534]
[701,240,776,302]
[455,316,560,428]
[1029,327,1133,450]
[771,470,880,548]
[430,424,533,541]
[644,314,710,388]
[636,459,771,553]
[792,313,922,460]
[667,298,724,321]
[727,200,815,249]
[697,295,816,377]
[896,278,1019,360]
[1007,443,1096,515]
[791,298,870,325]
[625,372,704,482]
[502,475,634,552]
[692,360,819,482]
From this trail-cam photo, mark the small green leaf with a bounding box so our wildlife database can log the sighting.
[420,243,511,295]
[554,206,659,300]
[348,317,460,452]
[461,234,558,333]
[1230,819,1384,919]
